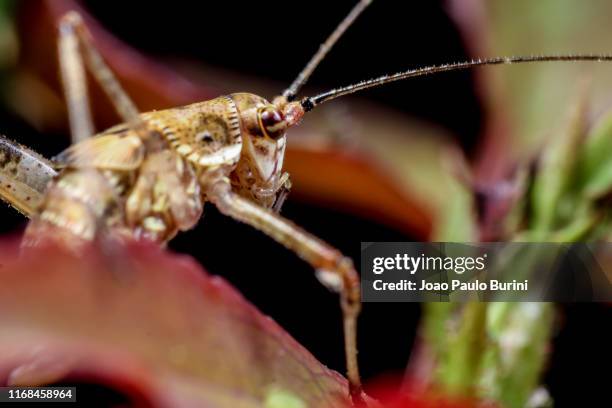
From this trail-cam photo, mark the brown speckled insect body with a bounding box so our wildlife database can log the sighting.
[33,94,300,244]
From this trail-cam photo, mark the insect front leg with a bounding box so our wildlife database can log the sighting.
[205,175,364,404]
[58,11,143,144]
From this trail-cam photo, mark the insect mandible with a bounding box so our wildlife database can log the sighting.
[2,0,612,405]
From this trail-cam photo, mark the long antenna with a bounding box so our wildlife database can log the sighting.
[301,54,612,111]
[282,0,372,101]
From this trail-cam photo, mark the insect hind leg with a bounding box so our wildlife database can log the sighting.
[58,11,143,144]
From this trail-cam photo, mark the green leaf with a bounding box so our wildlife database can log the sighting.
[480,303,553,408]
[531,94,587,233]
[578,111,612,198]
[264,387,307,408]
[437,303,488,395]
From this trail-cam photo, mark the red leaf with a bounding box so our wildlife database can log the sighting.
[0,237,351,407]
[366,376,497,408]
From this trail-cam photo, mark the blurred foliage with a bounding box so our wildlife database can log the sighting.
[450,0,612,179]
[420,1,612,407]
[0,0,17,73]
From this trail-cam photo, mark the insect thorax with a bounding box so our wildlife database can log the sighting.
[27,96,242,244]
[145,96,243,169]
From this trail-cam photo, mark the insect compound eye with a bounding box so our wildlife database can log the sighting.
[257,106,286,140]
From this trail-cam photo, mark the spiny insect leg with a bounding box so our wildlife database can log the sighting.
[0,135,57,217]
[58,11,143,143]
[206,176,364,404]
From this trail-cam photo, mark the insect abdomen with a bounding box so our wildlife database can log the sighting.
[0,135,58,217]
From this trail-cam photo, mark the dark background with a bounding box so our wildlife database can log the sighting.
[0,0,608,406]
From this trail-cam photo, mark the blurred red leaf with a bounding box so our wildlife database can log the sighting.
[365,377,496,408]
[285,146,431,235]
[0,238,351,407]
